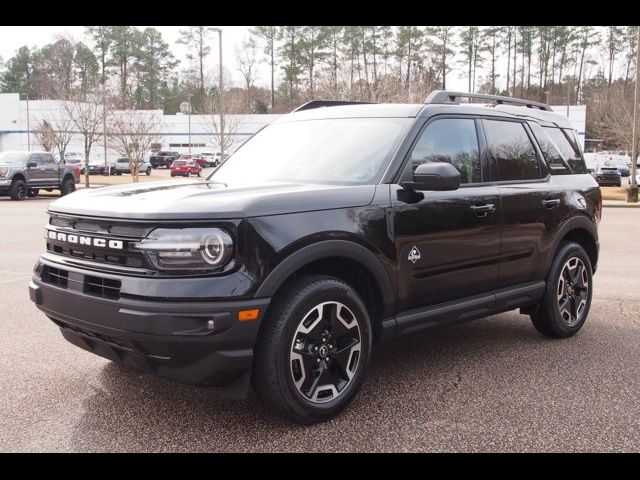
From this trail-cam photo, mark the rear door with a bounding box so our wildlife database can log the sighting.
[482,118,565,289]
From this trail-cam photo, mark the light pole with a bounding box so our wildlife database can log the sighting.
[180,96,192,155]
[628,26,640,203]
[211,28,224,163]
[25,72,31,151]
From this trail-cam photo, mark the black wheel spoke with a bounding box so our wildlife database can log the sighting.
[569,296,577,320]
[572,265,584,285]
[306,365,335,398]
[331,341,358,380]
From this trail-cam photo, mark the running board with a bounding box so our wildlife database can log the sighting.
[394,281,546,337]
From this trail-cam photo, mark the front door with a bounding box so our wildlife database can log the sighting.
[393,117,501,313]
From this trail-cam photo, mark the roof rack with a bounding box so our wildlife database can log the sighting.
[291,100,374,113]
[425,90,552,111]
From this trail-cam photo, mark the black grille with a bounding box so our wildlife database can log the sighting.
[49,214,149,238]
[84,275,121,299]
[47,214,150,270]
[42,266,68,288]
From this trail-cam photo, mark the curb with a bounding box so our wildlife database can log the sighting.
[603,201,640,208]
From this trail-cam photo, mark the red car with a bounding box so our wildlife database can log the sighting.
[170,159,202,177]
[178,154,207,168]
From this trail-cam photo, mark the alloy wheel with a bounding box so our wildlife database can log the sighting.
[557,257,589,327]
[289,301,362,404]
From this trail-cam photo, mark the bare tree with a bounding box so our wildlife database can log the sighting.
[32,120,56,152]
[237,38,259,112]
[108,109,161,182]
[61,93,107,187]
[591,85,640,162]
[201,93,244,158]
[34,112,75,163]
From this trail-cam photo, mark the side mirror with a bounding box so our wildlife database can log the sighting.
[408,162,461,191]
[27,162,37,168]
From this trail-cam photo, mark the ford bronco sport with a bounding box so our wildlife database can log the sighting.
[28,91,601,424]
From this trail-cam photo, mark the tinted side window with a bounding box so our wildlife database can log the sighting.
[544,127,587,174]
[529,123,570,174]
[408,118,481,184]
[484,120,540,181]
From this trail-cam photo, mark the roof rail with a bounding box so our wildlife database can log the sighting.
[425,90,552,111]
[291,100,374,113]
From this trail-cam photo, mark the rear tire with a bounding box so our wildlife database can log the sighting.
[27,188,39,198]
[60,177,75,196]
[252,275,372,425]
[531,242,593,338]
[146,167,151,176]
[9,179,27,200]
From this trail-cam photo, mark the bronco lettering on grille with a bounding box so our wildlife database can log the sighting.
[47,229,124,250]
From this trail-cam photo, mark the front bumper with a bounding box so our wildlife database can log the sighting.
[29,259,270,389]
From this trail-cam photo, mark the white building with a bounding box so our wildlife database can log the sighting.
[0,93,281,163]
[0,93,587,161]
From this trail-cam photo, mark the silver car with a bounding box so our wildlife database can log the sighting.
[112,158,152,176]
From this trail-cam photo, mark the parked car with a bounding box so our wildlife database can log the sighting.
[198,152,219,167]
[595,166,622,187]
[170,159,202,177]
[0,150,79,200]
[29,91,601,424]
[113,158,152,176]
[80,160,108,176]
[149,151,180,169]
[628,171,640,186]
[63,152,85,164]
[176,155,207,168]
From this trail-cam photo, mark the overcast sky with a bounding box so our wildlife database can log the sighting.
[0,25,474,92]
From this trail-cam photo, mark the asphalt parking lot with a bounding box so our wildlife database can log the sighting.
[0,196,639,452]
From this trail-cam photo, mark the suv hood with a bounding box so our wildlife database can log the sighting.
[48,179,377,220]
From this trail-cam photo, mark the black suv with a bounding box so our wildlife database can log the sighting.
[149,151,180,169]
[29,91,601,424]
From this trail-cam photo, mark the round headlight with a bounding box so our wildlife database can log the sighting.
[202,231,233,265]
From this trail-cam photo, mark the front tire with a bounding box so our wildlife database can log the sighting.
[253,275,372,424]
[27,188,39,198]
[146,167,151,176]
[531,242,593,338]
[9,179,27,200]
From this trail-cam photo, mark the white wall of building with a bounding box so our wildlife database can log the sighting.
[0,94,281,163]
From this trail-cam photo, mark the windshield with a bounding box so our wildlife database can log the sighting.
[0,152,28,165]
[210,117,412,185]
[173,161,186,166]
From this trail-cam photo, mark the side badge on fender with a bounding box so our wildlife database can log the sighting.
[408,246,421,264]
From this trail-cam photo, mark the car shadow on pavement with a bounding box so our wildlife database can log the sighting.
[68,312,602,452]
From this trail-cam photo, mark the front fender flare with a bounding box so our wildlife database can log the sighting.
[255,239,395,317]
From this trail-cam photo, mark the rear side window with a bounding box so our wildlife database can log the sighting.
[544,127,587,174]
[484,120,541,181]
[37,154,55,165]
[529,123,570,174]
[408,118,481,184]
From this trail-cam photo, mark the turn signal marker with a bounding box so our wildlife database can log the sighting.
[238,309,260,322]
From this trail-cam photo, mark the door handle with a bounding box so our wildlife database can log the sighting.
[470,204,496,217]
[542,199,561,208]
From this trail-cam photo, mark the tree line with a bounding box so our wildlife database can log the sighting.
[1,26,639,151]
